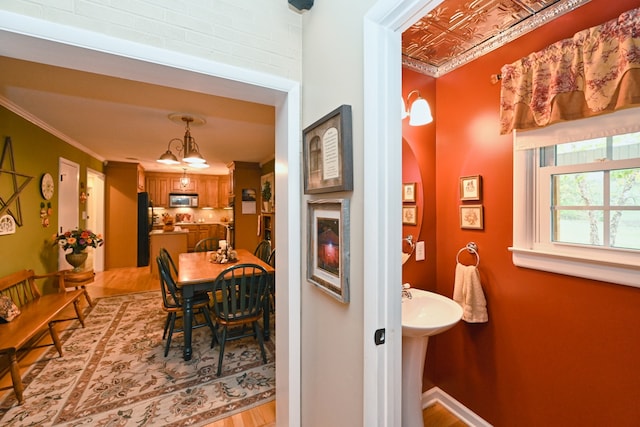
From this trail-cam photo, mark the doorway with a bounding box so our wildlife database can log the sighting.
[86,168,105,272]
[57,158,79,270]
[0,17,301,426]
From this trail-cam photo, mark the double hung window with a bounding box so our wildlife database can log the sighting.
[511,108,640,288]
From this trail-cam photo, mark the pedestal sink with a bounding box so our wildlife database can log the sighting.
[402,288,462,427]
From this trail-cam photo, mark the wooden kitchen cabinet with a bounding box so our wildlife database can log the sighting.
[137,164,146,192]
[183,225,199,251]
[218,175,230,207]
[170,174,198,193]
[199,176,220,208]
[146,173,169,207]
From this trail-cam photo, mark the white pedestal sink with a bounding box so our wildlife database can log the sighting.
[401,288,462,427]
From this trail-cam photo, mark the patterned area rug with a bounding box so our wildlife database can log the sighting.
[0,291,275,426]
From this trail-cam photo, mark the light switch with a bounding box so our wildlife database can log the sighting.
[415,241,425,261]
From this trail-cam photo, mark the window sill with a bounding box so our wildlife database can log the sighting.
[509,247,640,288]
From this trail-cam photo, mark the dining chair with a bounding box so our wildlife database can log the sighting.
[157,255,215,357]
[253,239,272,263]
[209,263,270,376]
[194,237,220,252]
[267,249,276,313]
[159,247,178,278]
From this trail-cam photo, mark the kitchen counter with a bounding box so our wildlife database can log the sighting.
[149,231,188,278]
[150,228,188,235]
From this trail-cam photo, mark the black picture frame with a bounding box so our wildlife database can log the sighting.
[303,105,353,194]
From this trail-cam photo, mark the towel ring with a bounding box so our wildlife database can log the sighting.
[456,242,480,267]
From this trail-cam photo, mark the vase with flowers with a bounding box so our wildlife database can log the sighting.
[54,228,104,271]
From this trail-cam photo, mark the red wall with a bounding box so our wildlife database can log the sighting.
[403,1,640,425]
[402,74,437,294]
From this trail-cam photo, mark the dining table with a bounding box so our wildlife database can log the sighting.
[177,248,275,361]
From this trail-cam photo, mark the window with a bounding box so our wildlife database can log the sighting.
[511,108,640,288]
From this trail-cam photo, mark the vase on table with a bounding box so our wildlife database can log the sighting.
[65,251,88,272]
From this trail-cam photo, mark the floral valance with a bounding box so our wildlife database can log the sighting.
[499,7,640,135]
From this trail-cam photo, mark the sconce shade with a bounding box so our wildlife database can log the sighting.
[157,115,209,168]
[408,97,433,126]
[158,150,180,165]
[403,90,433,126]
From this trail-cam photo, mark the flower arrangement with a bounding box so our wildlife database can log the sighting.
[53,228,104,254]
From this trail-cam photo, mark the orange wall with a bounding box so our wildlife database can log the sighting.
[402,73,437,292]
[403,1,640,425]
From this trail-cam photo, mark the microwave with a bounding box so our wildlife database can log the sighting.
[169,193,199,208]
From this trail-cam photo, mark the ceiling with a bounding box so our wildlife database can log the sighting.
[402,0,589,77]
[0,56,276,176]
[0,0,587,176]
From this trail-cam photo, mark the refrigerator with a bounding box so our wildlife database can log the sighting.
[137,192,151,267]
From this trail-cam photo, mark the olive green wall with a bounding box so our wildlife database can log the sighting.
[0,107,103,282]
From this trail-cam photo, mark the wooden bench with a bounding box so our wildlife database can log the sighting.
[0,269,86,405]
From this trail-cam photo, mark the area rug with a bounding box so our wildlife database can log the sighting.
[0,291,275,426]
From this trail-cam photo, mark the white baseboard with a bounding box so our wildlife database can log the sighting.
[422,387,492,427]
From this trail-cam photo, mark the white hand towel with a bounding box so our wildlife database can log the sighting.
[453,263,488,323]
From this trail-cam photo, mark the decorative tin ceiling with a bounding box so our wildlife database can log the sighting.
[402,0,590,77]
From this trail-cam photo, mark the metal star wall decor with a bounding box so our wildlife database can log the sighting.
[0,137,33,226]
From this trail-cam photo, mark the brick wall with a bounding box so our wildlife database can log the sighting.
[0,0,302,80]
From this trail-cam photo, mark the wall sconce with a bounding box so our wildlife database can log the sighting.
[402,90,433,126]
[157,114,210,169]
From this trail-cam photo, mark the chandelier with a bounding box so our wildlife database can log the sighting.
[157,115,209,169]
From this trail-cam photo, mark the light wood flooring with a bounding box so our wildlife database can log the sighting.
[1,266,465,427]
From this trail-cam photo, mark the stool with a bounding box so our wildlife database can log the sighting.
[62,269,95,307]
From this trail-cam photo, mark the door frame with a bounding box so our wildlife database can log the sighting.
[0,11,301,426]
[86,168,105,272]
[363,1,442,424]
[58,157,79,270]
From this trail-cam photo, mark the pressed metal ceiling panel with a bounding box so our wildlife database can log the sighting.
[402,0,591,77]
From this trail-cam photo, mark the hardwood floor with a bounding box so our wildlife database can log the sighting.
[0,266,465,426]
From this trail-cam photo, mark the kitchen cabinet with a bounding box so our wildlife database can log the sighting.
[218,175,230,207]
[183,225,199,251]
[199,176,220,208]
[183,224,226,251]
[170,176,198,193]
[137,165,145,192]
[146,173,170,207]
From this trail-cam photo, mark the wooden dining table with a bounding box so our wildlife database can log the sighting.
[177,248,275,361]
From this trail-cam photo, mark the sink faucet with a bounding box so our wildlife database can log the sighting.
[402,283,412,300]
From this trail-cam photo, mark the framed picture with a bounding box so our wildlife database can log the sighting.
[402,182,416,202]
[402,205,417,225]
[460,175,482,201]
[460,205,484,229]
[303,105,353,194]
[307,199,350,303]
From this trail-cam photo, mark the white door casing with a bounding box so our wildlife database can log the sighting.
[58,158,79,270]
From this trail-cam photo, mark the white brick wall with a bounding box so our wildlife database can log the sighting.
[0,0,302,80]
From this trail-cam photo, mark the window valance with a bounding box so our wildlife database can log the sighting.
[499,7,640,135]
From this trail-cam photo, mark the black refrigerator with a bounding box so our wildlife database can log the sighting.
[137,192,151,267]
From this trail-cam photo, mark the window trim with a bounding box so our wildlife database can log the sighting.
[510,131,640,289]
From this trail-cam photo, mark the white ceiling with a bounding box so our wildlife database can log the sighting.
[0,55,276,176]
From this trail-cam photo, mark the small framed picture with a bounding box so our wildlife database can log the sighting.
[460,175,481,201]
[402,205,417,225]
[460,205,483,229]
[307,199,350,303]
[402,182,416,203]
[303,105,353,194]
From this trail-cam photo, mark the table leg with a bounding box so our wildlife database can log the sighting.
[182,290,194,361]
